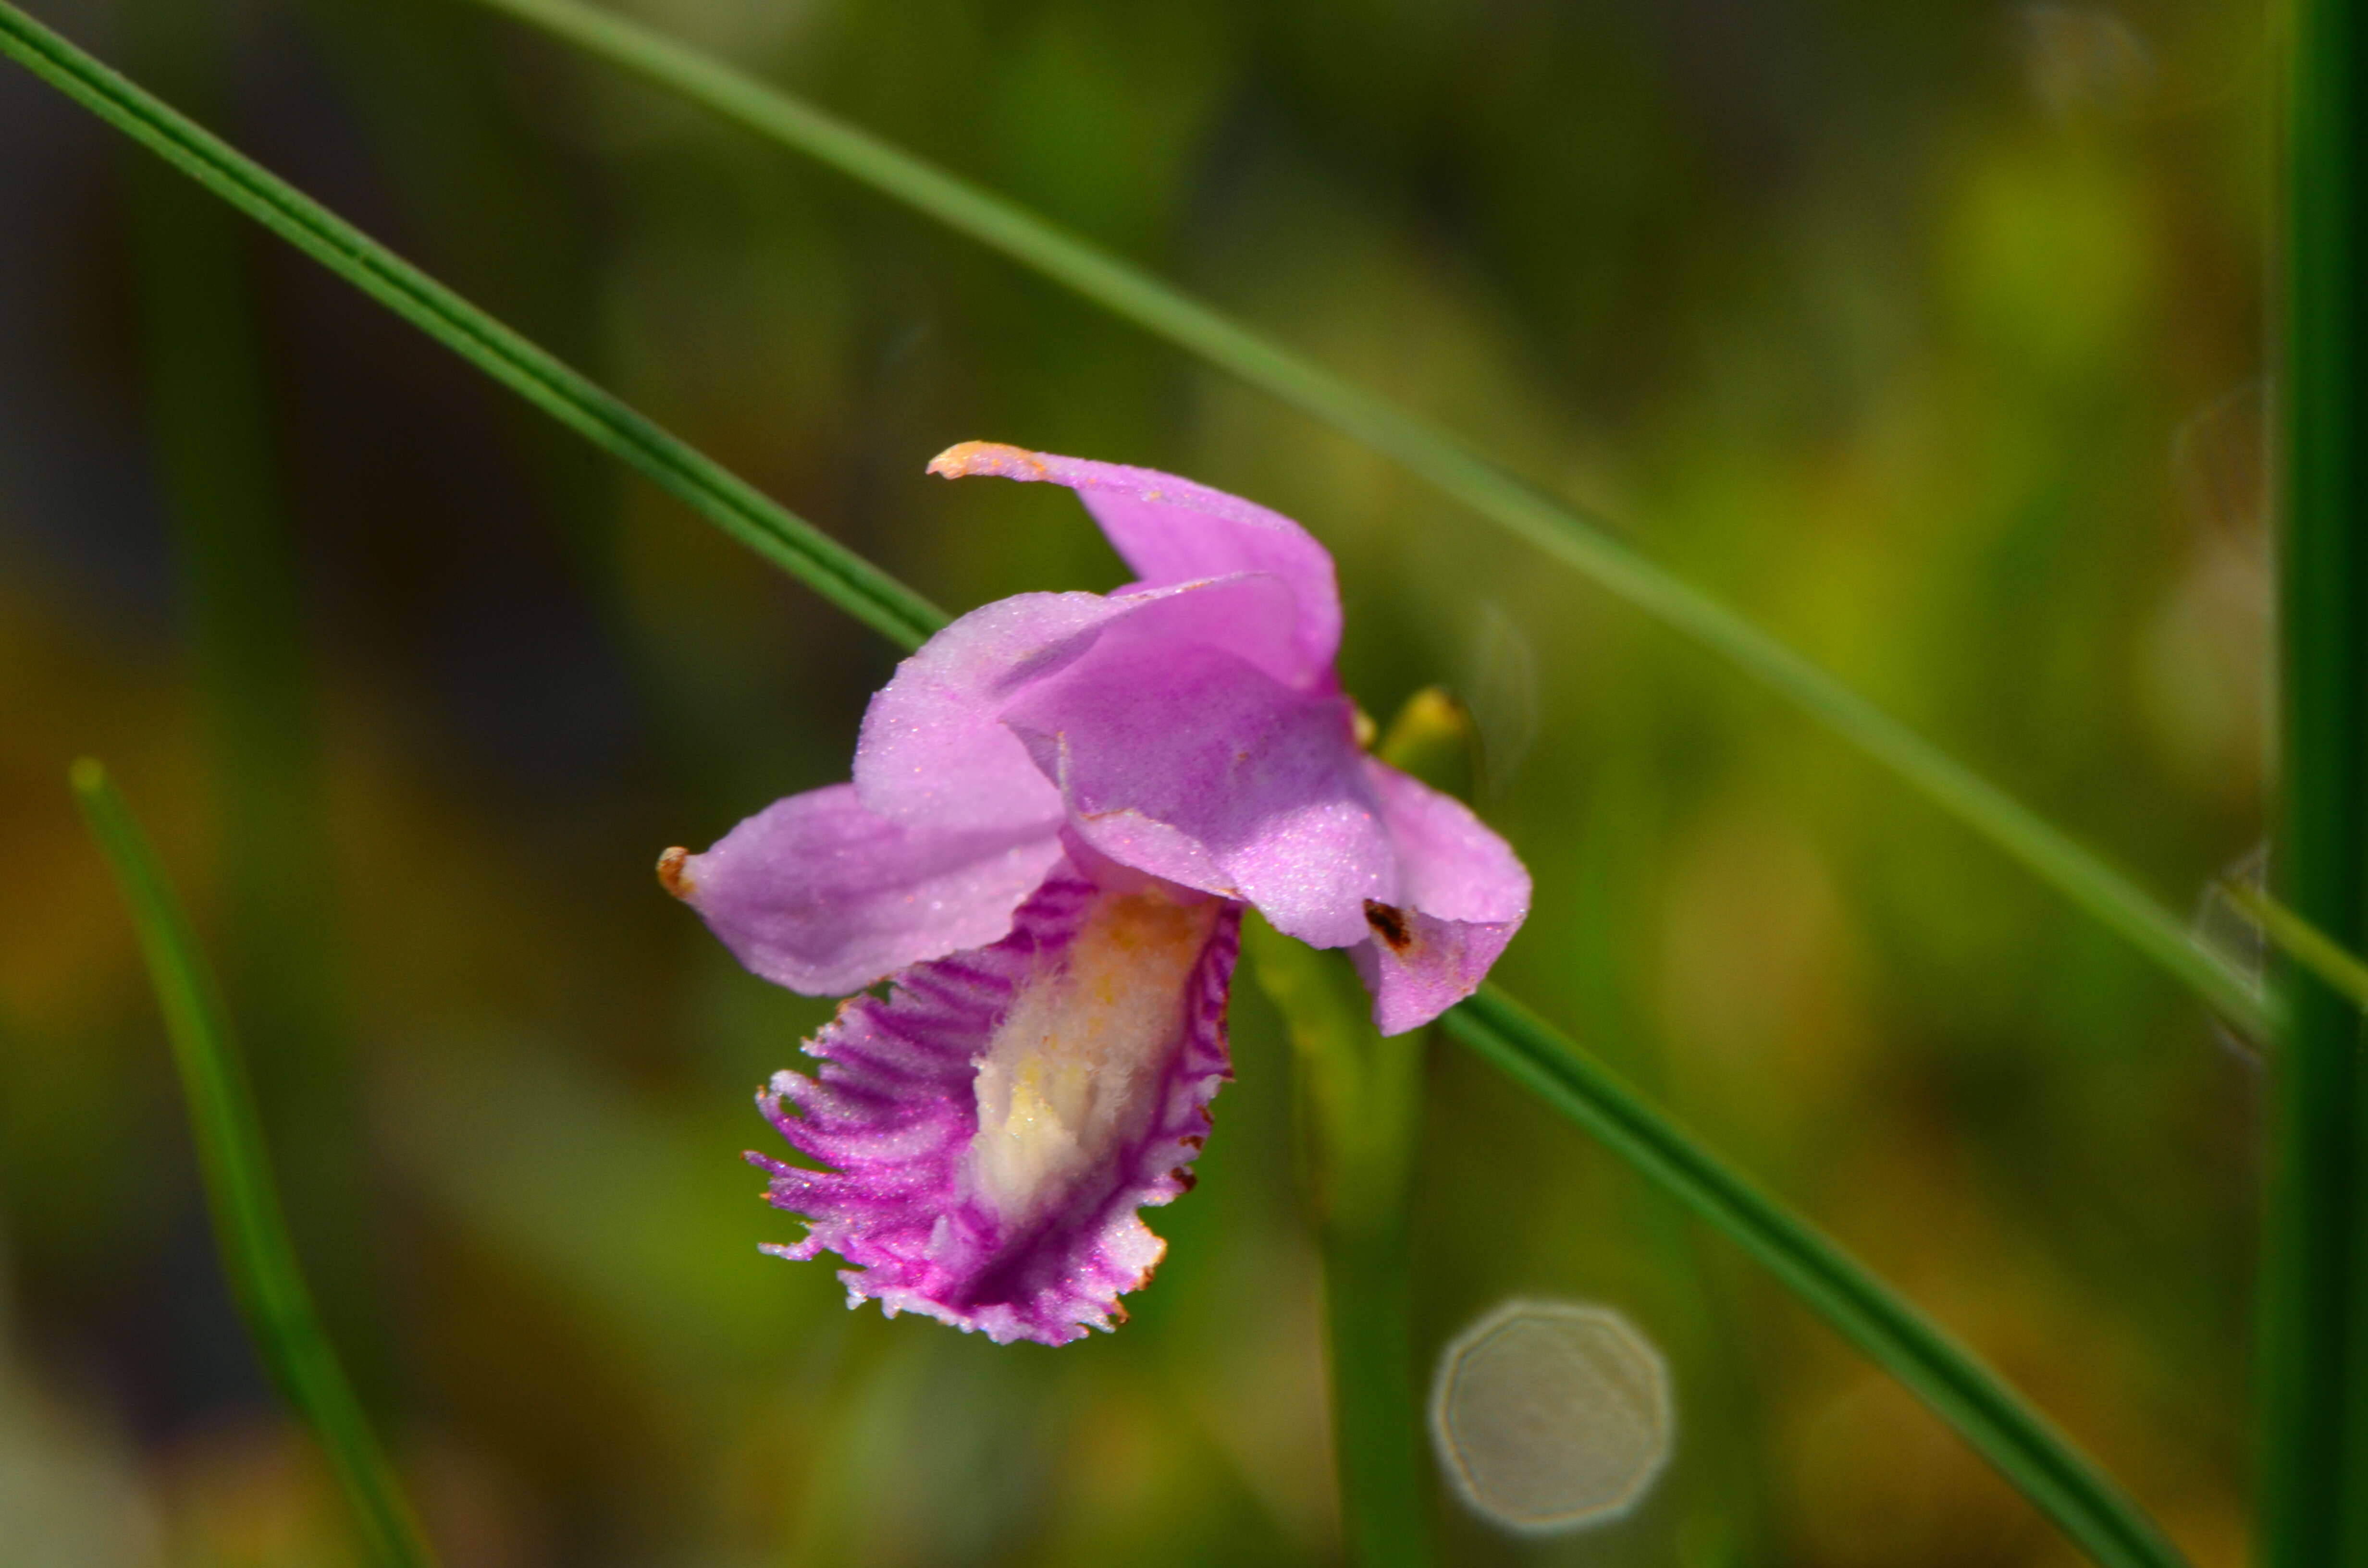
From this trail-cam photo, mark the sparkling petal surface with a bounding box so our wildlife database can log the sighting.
[749,859,1241,1346]
[673,784,1065,995]
[851,591,1113,836]
[1350,758,1533,1034]
[930,441,1342,679]
[1001,637,1395,948]
[855,578,1312,837]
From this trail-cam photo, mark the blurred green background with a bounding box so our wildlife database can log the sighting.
[0,0,2269,1561]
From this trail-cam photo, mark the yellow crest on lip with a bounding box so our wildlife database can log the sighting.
[969,889,1218,1223]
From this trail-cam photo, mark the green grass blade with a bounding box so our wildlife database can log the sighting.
[69,760,437,1568]
[0,0,942,654]
[2260,0,2368,1555]
[453,0,2262,1038]
[1441,986,2190,1568]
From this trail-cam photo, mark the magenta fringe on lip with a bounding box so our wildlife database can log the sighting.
[748,859,1242,1346]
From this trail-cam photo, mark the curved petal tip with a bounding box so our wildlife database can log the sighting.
[928,440,1048,481]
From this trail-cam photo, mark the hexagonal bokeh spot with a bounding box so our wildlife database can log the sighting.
[1429,1299,1674,1533]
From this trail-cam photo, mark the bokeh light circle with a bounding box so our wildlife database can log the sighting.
[1429,1299,1674,1533]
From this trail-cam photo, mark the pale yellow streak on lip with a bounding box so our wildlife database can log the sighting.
[969,889,1217,1223]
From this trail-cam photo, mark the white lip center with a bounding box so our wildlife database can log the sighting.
[968,889,1217,1224]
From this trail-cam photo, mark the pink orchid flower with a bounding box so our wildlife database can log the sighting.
[662,443,1530,1345]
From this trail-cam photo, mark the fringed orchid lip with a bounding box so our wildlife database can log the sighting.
[747,856,1239,1345]
[669,444,1530,1339]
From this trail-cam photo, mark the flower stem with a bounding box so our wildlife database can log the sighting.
[70,761,437,1568]
[1246,918,1431,1568]
[2260,0,2368,1555]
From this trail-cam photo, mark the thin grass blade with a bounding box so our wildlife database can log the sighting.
[452,0,2260,1036]
[69,760,436,1568]
[1441,986,2189,1568]
[0,0,941,653]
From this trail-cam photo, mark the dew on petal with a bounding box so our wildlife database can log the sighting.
[1429,1299,1674,1533]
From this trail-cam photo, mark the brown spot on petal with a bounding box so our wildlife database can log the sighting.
[1179,1134,1206,1152]
[926,440,1048,481]
[1364,899,1412,951]
[656,847,695,899]
[1110,1302,1130,1325]
[1169,1166,1198,1192]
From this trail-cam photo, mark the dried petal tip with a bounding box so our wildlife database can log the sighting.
[927,440,1049,482]
[656,846,694,899]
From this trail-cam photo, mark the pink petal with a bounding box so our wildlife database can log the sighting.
[748,859,1240,1346]
[929,442,1342,680]
[852,592,1111,836]
[1082,572,1311,689]
[666,784,1064,996]
[1001,637,1395,948]
[854,577,1315,839]
[1349,759,1532,1034]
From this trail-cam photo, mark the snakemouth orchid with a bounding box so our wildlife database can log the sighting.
[661,444,1529,1345]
